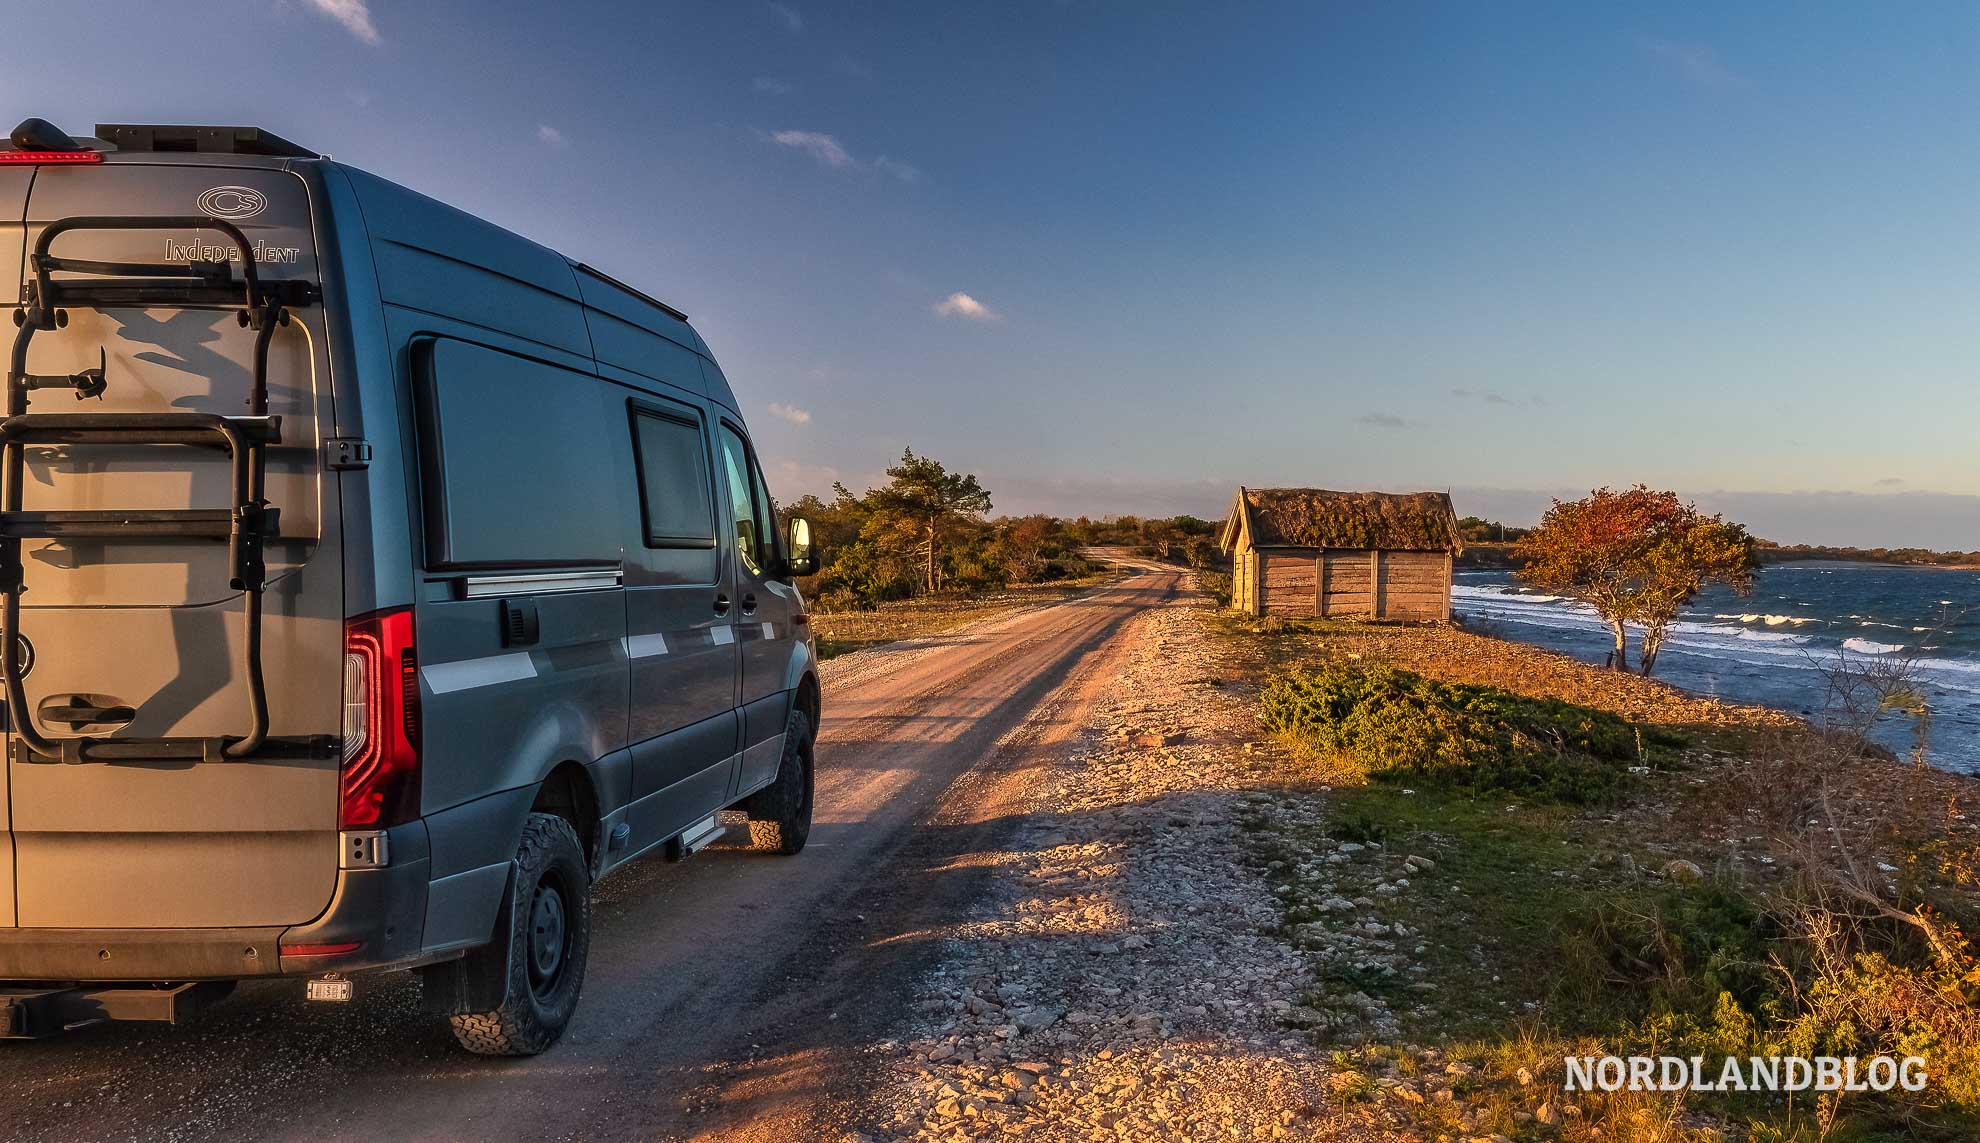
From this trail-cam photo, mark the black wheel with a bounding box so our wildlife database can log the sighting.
[448,813,591,1056]
[743,707,814,855]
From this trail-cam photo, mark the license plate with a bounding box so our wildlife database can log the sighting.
[306,977,354,1003]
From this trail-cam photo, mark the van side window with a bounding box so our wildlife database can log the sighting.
[415,338,618,568]
[749,456,782,569]
[630,408,715,547]
[717,424,764,576]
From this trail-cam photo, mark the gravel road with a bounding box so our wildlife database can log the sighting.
[0,566,1181,1143]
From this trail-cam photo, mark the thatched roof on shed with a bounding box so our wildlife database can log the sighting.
[1220,488,1462,553]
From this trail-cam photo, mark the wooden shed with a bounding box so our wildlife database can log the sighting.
[1219,488,1462,620]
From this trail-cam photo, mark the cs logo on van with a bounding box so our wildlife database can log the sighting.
[196,185,267,221]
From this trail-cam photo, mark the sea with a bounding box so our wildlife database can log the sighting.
[1452,562,1980,772]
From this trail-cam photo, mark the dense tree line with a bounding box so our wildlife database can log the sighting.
[1754,541,1980,567]
[1456,515,1532,544]
[1060,513,1223,568]
[778,450,1230,610]
[781,449,1097,610]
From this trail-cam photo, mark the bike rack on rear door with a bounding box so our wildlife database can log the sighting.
[2,216,327,763]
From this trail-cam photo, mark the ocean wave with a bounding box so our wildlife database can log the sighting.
[1713,613,1817,626]
[1738,630,1813,644]
[1843,637,1904,655]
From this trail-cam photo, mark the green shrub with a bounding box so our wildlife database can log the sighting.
[1195,569,1233,607]
[1261,660,1652,802]
[1556,881,1784,1024]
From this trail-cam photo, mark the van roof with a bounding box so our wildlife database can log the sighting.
[9,118,727,408]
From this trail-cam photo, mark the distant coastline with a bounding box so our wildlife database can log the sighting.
[1754,545,1980,571]
[1454,540,1980,572]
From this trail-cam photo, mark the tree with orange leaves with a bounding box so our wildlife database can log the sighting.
[1514,486,1757,675]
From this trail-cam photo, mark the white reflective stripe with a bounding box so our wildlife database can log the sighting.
[761,621,776,640]
[423,652,538,694]
[711,626,735,646]
[623,633,670,659]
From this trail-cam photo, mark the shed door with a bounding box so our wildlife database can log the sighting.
[1377,551,1451,620]
[1320,550,1375,617]
[1261,551,1318,617]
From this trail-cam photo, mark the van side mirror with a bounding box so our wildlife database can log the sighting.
[785,516,819,577]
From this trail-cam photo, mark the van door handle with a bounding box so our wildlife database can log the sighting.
[741,593,758,615]
[713,593,731,615]
[39,696,136,729]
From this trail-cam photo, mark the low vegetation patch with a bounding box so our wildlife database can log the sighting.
[1261,659,1678,803]
[1218,607,1980,1139]
[1193,567,1232,608]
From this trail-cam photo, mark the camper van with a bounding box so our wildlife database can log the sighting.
[0,119,821,1055]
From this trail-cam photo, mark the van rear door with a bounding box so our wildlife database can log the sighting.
[0,164,28,927]
[4,162,343,930]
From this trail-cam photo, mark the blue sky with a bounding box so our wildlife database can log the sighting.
[10,2,1980,546]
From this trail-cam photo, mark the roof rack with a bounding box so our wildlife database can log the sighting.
[93,124,317,159]
[573,262,690,323]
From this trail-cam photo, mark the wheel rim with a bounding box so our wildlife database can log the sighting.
[527,877,568,996]
[797,741,814,818]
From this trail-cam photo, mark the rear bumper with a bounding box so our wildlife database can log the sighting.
[0,825,436,983]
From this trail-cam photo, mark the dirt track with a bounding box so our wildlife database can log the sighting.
[0,565,1181,1143]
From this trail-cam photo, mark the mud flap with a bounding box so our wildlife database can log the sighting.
[417,862,517,1015]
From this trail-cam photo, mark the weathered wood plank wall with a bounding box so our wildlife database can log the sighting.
[1236,545,1452,620]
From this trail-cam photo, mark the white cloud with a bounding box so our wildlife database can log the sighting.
[306,0,380,45]
[769,2,802,33]
[769,130,920,183]
[753,76,794,96]
[771,129,855,169]
[767,402,812,425]
[536,125,565,147]
[933,292,999,321]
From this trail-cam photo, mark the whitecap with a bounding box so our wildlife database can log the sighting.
[1843,637,1904,655]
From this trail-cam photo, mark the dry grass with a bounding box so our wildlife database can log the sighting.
[1211,607,1980,1140]
[1234,612,1804,740]
[810,574,1115,659]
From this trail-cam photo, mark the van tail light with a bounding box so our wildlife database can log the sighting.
[340,608,420,829]
[279,940,363,958]
[0,150,102,165]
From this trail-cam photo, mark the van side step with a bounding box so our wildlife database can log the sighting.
[664,815,728,861]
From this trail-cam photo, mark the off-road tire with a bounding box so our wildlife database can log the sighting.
[743,708,814,855]
[448,813,591,1056]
